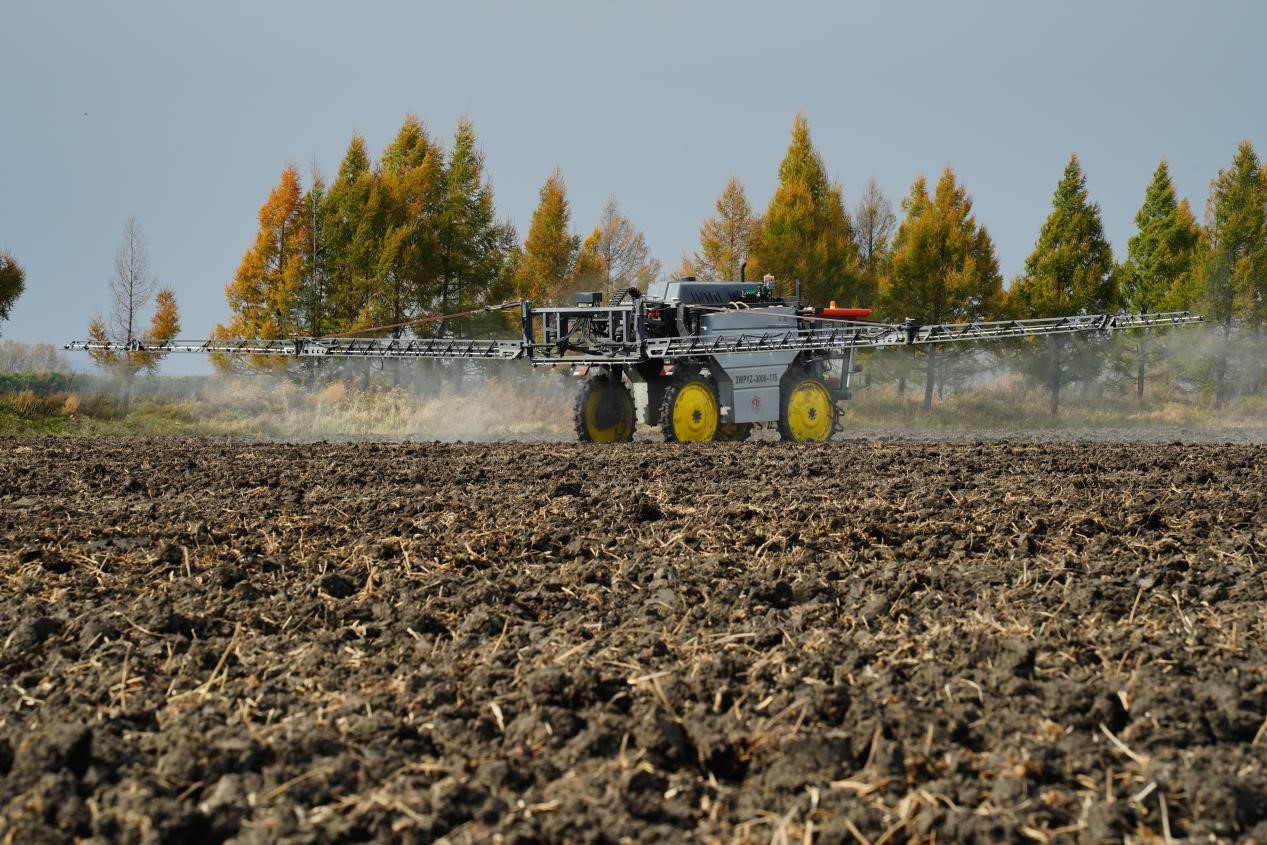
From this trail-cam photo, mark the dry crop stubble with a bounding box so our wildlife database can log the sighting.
[0,437,1264,843]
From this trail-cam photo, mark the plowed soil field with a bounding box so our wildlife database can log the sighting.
[1,437,1265,844]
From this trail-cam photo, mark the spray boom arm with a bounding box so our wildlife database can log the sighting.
[65,307,1202,365]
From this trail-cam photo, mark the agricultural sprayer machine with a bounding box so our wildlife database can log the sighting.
[68,275,1201,442]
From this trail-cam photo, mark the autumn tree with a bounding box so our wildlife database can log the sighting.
[883,168,1003,410]
[223,115,522,359]
[139,287,180,373]
[1008,154,1118,414]
[752,114,866,306]
[574,195,660,301]
[672,254,698,280]
[87,289,182,394]
[0,249,25,338]
[87,218,181,408]
[1116,160,1201,398]
[514,170,580,305]
[693,177,760,281]
[219,165,308,339]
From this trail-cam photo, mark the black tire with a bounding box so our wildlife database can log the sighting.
[574,374,635,443]
[659,372,720,443]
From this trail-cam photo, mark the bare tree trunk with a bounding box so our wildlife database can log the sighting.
[1136,334,1147,401]
[1215,320,1232,408]
[922,346,936,412]
[111,217,156,345]
[122,368,135,415]
[1048,336,1061,417]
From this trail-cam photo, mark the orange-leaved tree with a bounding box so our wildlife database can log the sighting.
[218,164,308,340]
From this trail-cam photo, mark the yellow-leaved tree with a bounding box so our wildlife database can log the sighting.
[691,176,760,281]
[513,170,580,305]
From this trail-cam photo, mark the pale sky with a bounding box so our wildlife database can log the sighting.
[3,1,1265,373]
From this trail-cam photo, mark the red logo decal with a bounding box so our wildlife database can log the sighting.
[751,396,761,410]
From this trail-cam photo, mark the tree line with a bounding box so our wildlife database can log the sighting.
[216,116,662,344]
[677,117,1265,412]
[201,113,1267,410]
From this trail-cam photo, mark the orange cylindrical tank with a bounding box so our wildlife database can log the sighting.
[822,307,872,319]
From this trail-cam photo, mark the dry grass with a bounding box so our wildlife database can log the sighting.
[842,379,1267,432]
[12,389,39,419]
[181,373,578,440]
[5,389,82,421]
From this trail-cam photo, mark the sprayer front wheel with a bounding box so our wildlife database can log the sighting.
[575,373,635,443]
[661,374,720,442]
[778,374,837,442]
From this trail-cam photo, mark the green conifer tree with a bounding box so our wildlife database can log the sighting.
[1008,154,1118,414]
[321,134,379,330]
[1199,140,1267,403]
[434,119,517,334]
[1206,140,1267,326]
[381,113,433,175]
[372,116,444,331]
[297,170,330,336]
[1117,160,1201,399]
[883,168,1003,410]
[752,114,866,306]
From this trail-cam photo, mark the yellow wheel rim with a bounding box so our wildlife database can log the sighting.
[670,381,718,442]
[583,383,633,442]
[785,379,834,441]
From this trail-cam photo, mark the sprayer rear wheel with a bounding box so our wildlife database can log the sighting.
[575,374,635,443]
